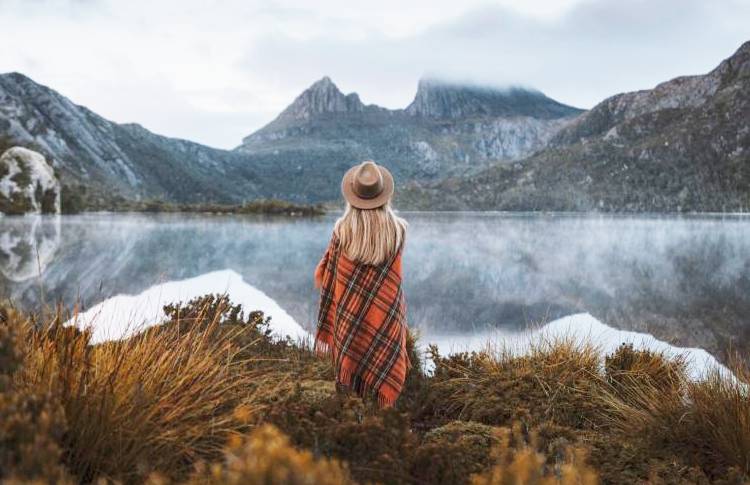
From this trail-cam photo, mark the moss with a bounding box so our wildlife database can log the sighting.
[412,421,503,484]
[9,158,32,190]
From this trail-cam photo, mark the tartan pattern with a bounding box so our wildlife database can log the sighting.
[314,236,410,407]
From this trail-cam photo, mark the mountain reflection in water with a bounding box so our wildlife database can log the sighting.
[1,212,749,363]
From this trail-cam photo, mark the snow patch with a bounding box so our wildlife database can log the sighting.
[68,269,307,344]
[422,313,732,381]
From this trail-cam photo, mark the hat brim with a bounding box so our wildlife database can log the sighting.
[341,164,395,209]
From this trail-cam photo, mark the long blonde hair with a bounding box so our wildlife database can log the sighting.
[334,202,407,266]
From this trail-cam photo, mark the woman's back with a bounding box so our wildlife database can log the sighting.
[314,161,411,407]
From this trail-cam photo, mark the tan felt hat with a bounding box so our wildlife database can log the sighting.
[341,160,394,209]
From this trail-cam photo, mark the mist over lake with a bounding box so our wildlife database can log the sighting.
[2,212,748,362]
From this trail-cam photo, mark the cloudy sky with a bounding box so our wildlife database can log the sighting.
[1,0,748,148]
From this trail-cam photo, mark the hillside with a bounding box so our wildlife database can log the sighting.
[399,41,750,212]
[0,73,580,207]
[0,73,273,204]
[2,295,748,484]
[237,77,582,201]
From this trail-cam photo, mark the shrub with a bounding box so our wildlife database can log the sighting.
[470,424,598,485]
[172,424,354,485]
[605,343,687,400]
[687,359,750,477]
[411,421,503,484]
[16,298,264,483]
[265,388,417,484]
[423,339,602,429]
[0,305,72,484]
[601,350,750,480]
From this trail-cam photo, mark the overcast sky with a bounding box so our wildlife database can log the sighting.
[1,0,748,148]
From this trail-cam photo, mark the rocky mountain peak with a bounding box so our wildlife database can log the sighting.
[277,76,365,121]
[405,77,581,120]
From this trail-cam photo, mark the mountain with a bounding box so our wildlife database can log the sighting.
[0,72,581,207]
[0,73,272,204]
[236,77,582,200]
[400,42,750,212]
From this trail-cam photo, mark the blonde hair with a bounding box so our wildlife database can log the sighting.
[334,202,407,266]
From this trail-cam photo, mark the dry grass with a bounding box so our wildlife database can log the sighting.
[11,297,269,483]
[688,358,750,476]
[145,424,354,485]
[469,423,599,485]
[600,346,750,481]
[0,305,73,484]
[421,338,602,428]
[2,296,750,484]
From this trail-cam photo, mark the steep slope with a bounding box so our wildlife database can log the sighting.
[236,77,582,201]
[0,73,581,206]
[400,41,750,212]
[0,73,264,203]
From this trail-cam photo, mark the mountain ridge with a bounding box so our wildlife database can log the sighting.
[236,75,583,198]
[399,41,750,212]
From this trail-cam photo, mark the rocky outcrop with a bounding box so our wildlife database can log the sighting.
[274,76,366,120]
[400,41,750,212]
[0,72,581,205]
[405,78,580,120]
[0,73,263,204]
[236,76,582,201]
[0,146,60,214]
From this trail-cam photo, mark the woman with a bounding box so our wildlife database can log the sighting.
[314,160,410,407]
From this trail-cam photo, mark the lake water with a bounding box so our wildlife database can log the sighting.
[1,212,749,369]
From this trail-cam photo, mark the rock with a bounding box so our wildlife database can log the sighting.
[401,40,750,212]
[237,76,582,202]
[405,78,580,120]
[0,147,60,214]
[0,72,581,205]
[0,215,60,281]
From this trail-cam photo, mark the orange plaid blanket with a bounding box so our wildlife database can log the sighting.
[314,235,410,407]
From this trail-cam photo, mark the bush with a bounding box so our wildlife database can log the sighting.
[601,349,750,480]
[470,423,598,485]
[422,339,601,429]
[411,421,502,484]
[0,305,72,484]
[264,388,417,484]
[605,343,687,399]
[167,424,354,485]
[15,297,264,483]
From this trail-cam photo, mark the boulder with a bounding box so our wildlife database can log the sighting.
[0,147,60,215]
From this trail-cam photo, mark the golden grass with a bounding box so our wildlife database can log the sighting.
[423,338,602,428]
[13,298,267,483]
[2,296,750,484]
[688,358,750,475]
[146,424,354,485]
[599,346,750,480]
[468,423,599,485]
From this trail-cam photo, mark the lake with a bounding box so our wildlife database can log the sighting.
[1,212,749,370]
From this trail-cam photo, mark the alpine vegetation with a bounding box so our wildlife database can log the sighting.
[1,296,748,484]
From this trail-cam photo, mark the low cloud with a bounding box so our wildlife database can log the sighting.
[0,0,748,148]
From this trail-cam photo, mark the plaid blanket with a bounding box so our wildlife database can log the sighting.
[314,235,410,407]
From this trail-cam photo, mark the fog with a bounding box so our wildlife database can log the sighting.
[1,212,749,360]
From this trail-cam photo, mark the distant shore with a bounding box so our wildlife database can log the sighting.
[60,198,326,217]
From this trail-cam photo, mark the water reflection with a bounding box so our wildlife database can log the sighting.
[0,216,60,282]
[1,212,748,361]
